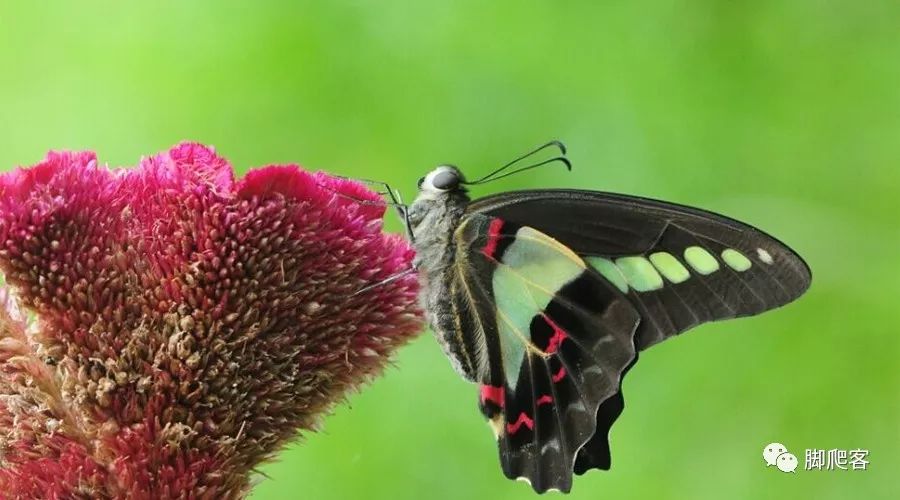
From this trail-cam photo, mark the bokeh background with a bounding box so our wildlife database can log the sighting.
[1,1,897,499]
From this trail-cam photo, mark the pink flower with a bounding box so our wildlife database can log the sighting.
[0,143,422,498]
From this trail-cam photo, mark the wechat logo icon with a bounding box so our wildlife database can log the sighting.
[763,442,798,473]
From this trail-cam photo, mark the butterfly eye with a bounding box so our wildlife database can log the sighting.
[431,170,459,191]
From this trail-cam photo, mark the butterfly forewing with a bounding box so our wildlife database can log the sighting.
[451,215,640,493]
[467,189,811,349]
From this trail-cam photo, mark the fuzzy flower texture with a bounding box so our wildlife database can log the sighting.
[0,143,421,498]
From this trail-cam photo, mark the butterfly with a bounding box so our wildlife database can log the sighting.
[379,141,810,493]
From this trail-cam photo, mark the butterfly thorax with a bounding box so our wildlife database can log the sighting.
[409,191,468,268]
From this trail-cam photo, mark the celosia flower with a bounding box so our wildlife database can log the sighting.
[0,143,422,498]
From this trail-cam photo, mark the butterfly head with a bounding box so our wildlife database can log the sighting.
[416,165,468,197]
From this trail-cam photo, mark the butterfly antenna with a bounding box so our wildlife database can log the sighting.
[468,156,571,185]
[465,140,567,185]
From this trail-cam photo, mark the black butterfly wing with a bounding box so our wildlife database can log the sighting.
[451,214,641,493]
[467,189,811,477]
[467,189,812,349]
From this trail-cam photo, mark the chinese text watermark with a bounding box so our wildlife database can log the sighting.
[763,443,869,473]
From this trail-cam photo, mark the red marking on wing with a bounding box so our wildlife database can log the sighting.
[506,412,535,434]
[481,218,504,258]
[552,367,567,383]
[480,384,506,408]
[542,314,568,354]
[536,395,553,406]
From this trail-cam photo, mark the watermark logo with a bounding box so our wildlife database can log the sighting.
[763,442,798,473]
[764,443,869,473]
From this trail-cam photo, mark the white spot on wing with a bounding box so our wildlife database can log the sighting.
[757,248,774,264]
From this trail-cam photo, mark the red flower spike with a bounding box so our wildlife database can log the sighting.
[0,143,423,498]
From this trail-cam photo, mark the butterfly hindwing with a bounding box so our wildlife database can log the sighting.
[452,215,640,493]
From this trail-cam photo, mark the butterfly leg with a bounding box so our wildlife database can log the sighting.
[351,266,417,297]
[332,176,415,243]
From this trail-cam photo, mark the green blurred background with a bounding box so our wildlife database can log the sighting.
[1,1,897,499]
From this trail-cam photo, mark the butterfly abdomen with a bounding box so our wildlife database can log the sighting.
[420,266,486,381]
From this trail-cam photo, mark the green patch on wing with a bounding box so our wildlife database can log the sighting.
[683,246,720,275]
[614,256,664,291]
[649,252,691,284]
[721,249,752,272]
[491,226,583,386]
[585,257,629,293]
